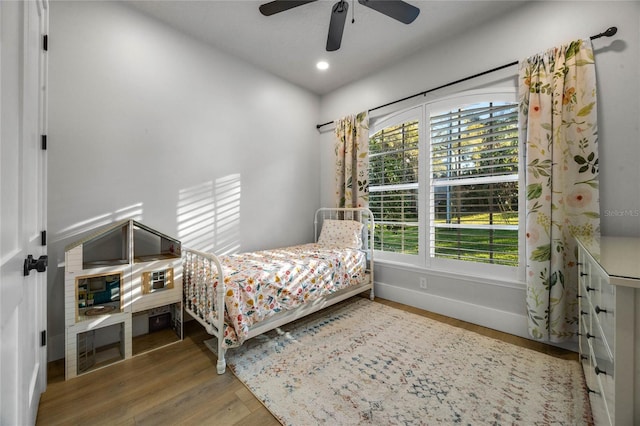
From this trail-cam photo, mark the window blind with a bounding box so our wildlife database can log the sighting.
[429,102,519,266]
[369,121,419,254]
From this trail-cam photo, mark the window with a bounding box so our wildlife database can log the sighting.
[430,101,519,267]
[368,90,522,277]
[369,109,420,255]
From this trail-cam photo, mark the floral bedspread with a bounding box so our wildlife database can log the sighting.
[212,243,366,348]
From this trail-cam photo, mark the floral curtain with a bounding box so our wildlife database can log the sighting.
[519,39,600,342]
[334,111,369,208]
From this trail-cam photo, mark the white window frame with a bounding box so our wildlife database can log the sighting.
[425,89,523,281]
[369,88,524,282]
[369,106,424,265]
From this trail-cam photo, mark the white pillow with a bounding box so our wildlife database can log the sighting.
[317,219,364,249]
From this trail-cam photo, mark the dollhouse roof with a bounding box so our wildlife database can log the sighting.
[64,219,131,252]
[65,219,181,266]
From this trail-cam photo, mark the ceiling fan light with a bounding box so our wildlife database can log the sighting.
[316,61,330,70]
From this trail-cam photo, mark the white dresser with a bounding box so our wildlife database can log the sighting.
[577,236,639,426]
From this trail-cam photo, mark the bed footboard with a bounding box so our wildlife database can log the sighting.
[183,248,227,374]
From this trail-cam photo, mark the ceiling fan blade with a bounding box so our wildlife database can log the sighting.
[326,1,349,51]
[357,0,419,24]
[259,0,318,16]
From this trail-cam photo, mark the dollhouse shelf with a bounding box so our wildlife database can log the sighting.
[64,219,183,380]
[82,259,129,267]
[134,253,180,262]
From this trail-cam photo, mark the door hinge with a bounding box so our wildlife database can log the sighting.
[41,135,47,150]
[43,34,48,51]
[41,330,47,347]
[41,230,47,246]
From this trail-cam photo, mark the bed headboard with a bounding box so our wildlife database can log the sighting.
[314,208,374,277]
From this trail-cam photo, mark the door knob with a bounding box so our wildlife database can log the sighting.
[23,255,48,276]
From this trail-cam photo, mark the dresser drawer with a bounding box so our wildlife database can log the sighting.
[592,301,615,357]
[583,349,611,426]
[589,305,613,364]
[594,283,615,348]
[596,363,615,425]
[589,386,611,426]
[590,266,612,317]
[580,334,596,391]
[579,259,598,300]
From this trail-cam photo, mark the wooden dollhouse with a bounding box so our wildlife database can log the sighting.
[64,220,183,379]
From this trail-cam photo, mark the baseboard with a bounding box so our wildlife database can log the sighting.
[374,281,578,352]
[374,281,531,339]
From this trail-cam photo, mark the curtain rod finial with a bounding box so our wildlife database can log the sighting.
[592,26,617,40]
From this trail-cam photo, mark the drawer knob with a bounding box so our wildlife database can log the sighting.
[586,333,595,339]
[586,286,596,292]
[595,306,608,314]
[586,387,597,394]
[580,310,589,316]
[580,272,589,277]
[580,354,588,361]
[595,366,607,376]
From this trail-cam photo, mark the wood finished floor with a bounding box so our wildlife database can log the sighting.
[36,296,576,425]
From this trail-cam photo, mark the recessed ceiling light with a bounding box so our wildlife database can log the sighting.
[316,61,329,71]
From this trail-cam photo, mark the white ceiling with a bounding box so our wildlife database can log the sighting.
[126,0,527,95]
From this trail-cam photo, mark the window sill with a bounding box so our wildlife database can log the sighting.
[373,257,526,290]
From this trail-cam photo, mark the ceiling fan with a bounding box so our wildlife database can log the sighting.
[259,0,420,51]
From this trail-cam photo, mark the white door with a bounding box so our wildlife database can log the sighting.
[0,1,48,425]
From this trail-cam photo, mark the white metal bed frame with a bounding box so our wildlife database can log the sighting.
[183,207,375,374]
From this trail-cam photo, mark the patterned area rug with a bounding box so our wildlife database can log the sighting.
[225,298,592,425]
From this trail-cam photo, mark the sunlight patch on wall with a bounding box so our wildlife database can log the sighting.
[177,181,215,252]
[53,203,144,243]
[214,174,241,255]
[177,175,241,254]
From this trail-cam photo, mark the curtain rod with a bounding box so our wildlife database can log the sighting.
[316,26,618,130]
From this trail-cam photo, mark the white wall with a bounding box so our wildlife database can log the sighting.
[47,0,639,364]
[47,1,320,360]
[319,1,640,342]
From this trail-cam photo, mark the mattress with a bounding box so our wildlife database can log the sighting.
[201,243,367,348]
